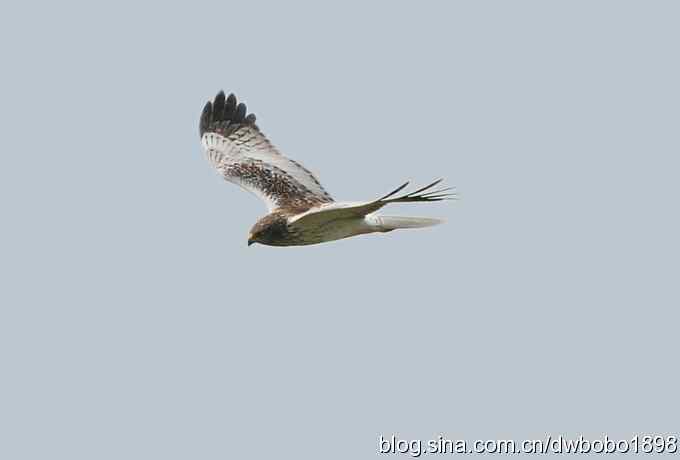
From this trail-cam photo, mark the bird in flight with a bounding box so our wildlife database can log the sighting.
[199,91,455,247]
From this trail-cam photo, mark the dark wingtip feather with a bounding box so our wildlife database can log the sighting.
[378,181,410,201]
[235,103,247,123]
[225,93,237,118]
[199,91,256,138]
[213,91,226,118]
[405,178,444,197]
[199,101,212,137]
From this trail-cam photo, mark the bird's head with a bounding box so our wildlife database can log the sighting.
[248,214,289,246]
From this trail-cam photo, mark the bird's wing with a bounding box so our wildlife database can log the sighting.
[200,91,334,213]
[288,179,454,227]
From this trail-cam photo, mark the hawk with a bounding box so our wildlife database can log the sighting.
[199,91,455,247]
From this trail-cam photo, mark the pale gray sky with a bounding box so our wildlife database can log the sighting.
[1,1,679,459]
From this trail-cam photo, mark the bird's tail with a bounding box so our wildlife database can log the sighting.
[374,216,444,232]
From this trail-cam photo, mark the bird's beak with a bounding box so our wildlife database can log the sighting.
[247,234,255,247]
